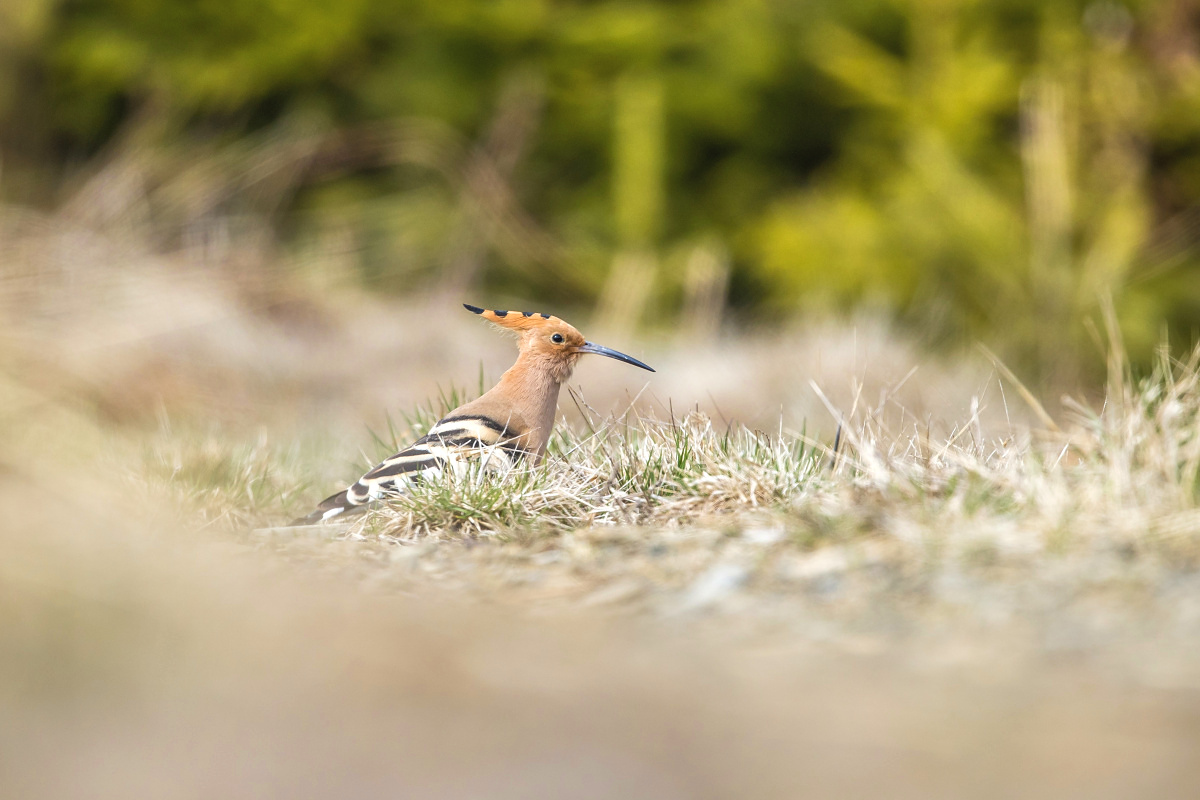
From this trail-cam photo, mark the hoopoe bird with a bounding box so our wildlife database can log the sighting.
[294,304,654,524]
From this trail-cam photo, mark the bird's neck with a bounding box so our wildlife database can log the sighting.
[492,351,565,457]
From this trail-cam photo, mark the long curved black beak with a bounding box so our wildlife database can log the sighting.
[577,342,655,372]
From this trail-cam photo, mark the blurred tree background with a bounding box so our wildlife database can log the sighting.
[2,0,1200,386]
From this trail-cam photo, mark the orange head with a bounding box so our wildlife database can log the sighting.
[464,304,654,384]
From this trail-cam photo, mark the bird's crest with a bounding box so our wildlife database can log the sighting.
[463,303,564,332]
[463,302,653,373]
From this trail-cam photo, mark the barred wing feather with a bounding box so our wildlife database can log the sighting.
[293,415,528,524]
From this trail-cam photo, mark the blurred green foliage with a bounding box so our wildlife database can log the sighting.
[3,0,1200,382]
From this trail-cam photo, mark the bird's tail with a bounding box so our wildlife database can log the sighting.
[290,489,364,526]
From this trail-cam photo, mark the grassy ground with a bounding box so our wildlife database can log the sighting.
[141,336,1200,679]
[4,245,1200,794]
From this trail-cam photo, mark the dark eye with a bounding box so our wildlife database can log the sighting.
[551,333,564,344]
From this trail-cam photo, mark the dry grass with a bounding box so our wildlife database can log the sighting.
[150,332,1200,563]
[127,335,1200,682]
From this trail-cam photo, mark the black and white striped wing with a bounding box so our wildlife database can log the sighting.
[296,415,527,524]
